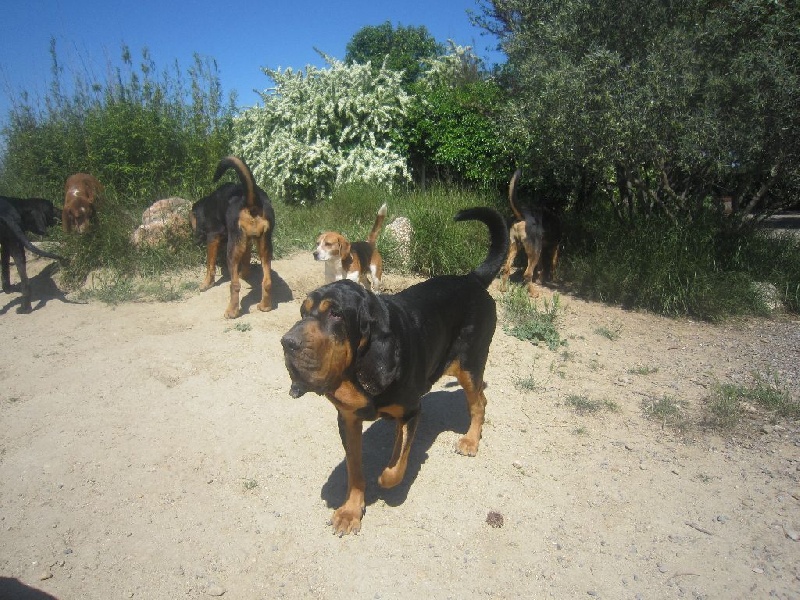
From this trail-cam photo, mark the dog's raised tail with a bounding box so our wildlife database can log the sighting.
[454,207,510,289]
[367,203,388,247]
[213,156,258,209]
[508,169,524,221]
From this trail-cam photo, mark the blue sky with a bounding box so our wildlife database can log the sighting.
[0,0,504,126]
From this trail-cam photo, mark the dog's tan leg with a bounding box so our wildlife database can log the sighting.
[332,410,366,535]
[201,237,221,291]
[545,245,560,283]
[499,239,518,292]
[224,239,246,319]
[451,367,487,456]
[378,413,419,489]
[522,236,542,298]
[239,241,251,278]
[256,235,273,312]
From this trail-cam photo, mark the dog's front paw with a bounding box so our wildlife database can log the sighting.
[456,436,479,457]
[331,506,364,536]
[199,279,214,292]
[223,307,241,319]
[257,301,273,312]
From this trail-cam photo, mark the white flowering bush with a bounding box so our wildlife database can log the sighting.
[233,52,411,203]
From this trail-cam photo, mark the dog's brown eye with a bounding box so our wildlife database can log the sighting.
[328,307,342,320]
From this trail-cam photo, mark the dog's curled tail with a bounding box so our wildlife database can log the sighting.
[213,156,258,209]
[508,169,524,221]
[454,207,510,289]
[367,203,388,247]
[0,215,65,262]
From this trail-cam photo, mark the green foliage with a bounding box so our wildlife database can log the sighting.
[558,206,791,320]
[275,181,497,277]
[53,189,201,295]
[0,43,235,204]
[565,395,618,415]
[477,0,800,221]
[345,21,444,87]
[501,287,565,350]
[401,43,518,189]
[235,53,410,204]
[705,374,799,430]
[642,395,689,430]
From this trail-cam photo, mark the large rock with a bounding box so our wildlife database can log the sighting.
[131,197,192,247]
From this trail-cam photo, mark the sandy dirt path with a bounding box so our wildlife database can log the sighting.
[1,252,799,599]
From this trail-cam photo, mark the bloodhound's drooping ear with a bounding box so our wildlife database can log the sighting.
[354,291,400,396]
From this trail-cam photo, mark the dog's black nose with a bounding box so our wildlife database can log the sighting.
[280,331,301,352]
[312,250,320,260]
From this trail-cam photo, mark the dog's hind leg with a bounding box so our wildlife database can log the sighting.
[255,235,273,312]
[447,362,487,456]
[522,234,542,298]
[499,238,519,292]
[201,236,222,291]
[224,237,247,319]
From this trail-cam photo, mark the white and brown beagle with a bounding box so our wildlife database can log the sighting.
[313,203,387,291]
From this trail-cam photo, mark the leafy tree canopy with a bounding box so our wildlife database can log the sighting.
[476,0,800,222]
[345,21,444,87]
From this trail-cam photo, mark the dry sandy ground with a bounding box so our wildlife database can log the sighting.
[1,251,799,600]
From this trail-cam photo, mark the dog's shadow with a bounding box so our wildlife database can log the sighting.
[0,578,58,600]
[211,263,293,311]
[0,262,79,315]
[321,386,471,510]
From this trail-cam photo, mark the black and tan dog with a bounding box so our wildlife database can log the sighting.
[281,206,509,535]
[190,156,275,319]
[1,196,63,313]
[499,169,561,297]
[313,203,387,291]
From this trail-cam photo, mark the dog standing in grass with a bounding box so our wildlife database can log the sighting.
[313,203,387,291]
[499,169,561,297]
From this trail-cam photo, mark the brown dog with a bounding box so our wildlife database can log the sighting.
[499,169,561,297]
[313,203,387,291]
[63,173,104,233]
[282,207,509,535]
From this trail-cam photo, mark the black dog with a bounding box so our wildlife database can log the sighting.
[281,207,509,535]
[0,196,63,313]
[190,156,276,319]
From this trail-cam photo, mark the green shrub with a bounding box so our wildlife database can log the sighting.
[559,206,799,320]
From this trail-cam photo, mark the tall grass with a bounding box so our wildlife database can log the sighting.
[0,41,235,203]
[274,181,500,275]
[560,206,800,320]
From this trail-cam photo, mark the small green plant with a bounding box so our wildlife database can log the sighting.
[705,373,798,430]
[243,478,259,491]
[629,365,659,375]
[573,426,588,435]
[226,322,252,333]
[514,375,539,391]
[501,287,565,350]
[594,324,621,340]
[565,394,618,414]
[642,395,689,430]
